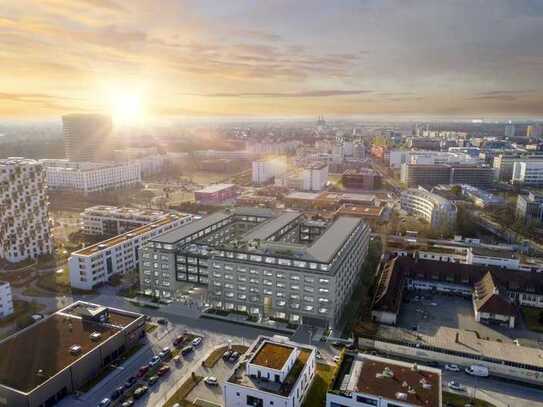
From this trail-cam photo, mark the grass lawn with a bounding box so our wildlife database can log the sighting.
[164,374,203,407]
[303,363,336,407]
[203,344,248,368]
[521,307,543,333]
[443,391,495,407]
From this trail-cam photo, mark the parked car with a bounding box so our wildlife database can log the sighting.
[157,365,171,376]
[222,350,232,360]
[444,364,461,372]
[173,335,184,347]
[138,365,150,377]
[124,376,137,389]
[204,376,218,386]
[181,345,194,355]
[159,347,172,359]
[192,337,203,347]
[121,400,134,407]
[98,399,111,407]
[229,352,240,362]
[110,386,124,400]
[133,385,148,399]
[148,355,161,367]
[448,381,465,391]
[333,355,341,363]
[147,375,159,386]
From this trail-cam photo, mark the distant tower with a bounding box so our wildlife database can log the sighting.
[63,114,113,162]
[505,122,515,138]
[317,115,326,127]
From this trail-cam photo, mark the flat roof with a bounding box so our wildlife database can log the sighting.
[337,205,384,218]
[251,342,294,370]
[0,302,142,393]
[195,183,235,194]
[243,211,302,241]
[285,191,321,200]
[152,211,231,244]
[306,216,362,262]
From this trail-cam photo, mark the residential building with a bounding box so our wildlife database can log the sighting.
[0,282,14,319]
[473,272,516,328]
[342,169,381,190]
[516,192,543,223]
[194,183,237,204]
[303,162,328,191]
[80,205,169,235]
[0,301,144,407]
[326,353,442,407]
[69,213,192,290]
[400,187,457,230]
[0,157,53,263]
[401,164,495,189]
[62,113,113,162]
[40,159,141,194]
[225,335,316,407]
[512,160,543,186]
[139,208,371,328]
[252,157,288,185]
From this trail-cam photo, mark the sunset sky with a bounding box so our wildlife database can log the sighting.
[1,0,543,120]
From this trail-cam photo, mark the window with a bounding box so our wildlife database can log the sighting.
[246,395,263,407]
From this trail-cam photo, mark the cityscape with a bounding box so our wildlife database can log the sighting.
[1,1,543,407]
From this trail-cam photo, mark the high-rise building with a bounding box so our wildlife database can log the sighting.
[505,123,516,138]
[303,162,328,191]
[512,160,543,187]
[0,158,53,263]
[252,157,287,185]
[62,114,113,162]
[0,281,14,319]
[526,124,543,138]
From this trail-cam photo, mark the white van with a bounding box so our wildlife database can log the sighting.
[465,365,489,377]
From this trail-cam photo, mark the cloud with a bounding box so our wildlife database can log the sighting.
[182,90,373,98]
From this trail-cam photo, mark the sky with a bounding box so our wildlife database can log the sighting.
[1,0,543,120]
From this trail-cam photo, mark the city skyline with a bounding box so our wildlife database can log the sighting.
[1,0,543,120]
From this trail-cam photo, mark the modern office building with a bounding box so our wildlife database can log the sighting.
[69,213,192,290]
[0,282,14,319]
[326,353,442,407]
[516,192,543,224]
[505,123,516,138]
[40,159,141,194]
[0,301,144,407]
[342,169,382,190]
[459,184,504,208]
[400,187,457,230]
[80,205,169,235]
[139,208,371,328]
[493,153,543,181]
[512,160,543,186]
[252,157,288,185]
[62,114,113,162]
[400,163,495,189]
[225,335,316,407]
[194,183,237,204]
[0,157,53,263]
[389,150,478,169]
[303,162,328,192]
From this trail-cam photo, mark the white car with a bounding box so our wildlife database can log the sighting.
[192,337,203,347]
[204,376,218,386]
[447,381,465,391]
[98,399,111,407]
[444,364,461,372]
[333,355,341,363]
[148,355,160,367]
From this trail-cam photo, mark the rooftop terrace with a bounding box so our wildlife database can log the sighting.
[251,341,294,370]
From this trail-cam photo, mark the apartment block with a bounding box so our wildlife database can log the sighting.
[69,214,192,290]
[252,157,287,185]
[225,335,316,407]
[139,208,371,328]
[303,162,328,191]
[0,157,53,263]
[0,282,14,319]
[81,205,169,235]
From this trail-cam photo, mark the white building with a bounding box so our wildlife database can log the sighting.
[0,157,53,263]
[252,157,287,185]
[326,353,442,407]
[40,159,141,195]
[389,150,478,169]
[400,187,457,230]
[80,205,169,236]
[225,335,316,407]
[512,160,543,186]
[303,162,328,191]
[0,282,14,319]
[69,214,192,290]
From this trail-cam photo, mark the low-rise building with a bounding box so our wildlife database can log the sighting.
[0,301,144,407]
[69,213,192,290]
[400,187,457,230]
[80,205,169,235]
[225,335,316,407]
[516,191,543,224]
[326,353,442,407]
[194,183,237,204]
[0,282,14,319]
[473,272,516,328]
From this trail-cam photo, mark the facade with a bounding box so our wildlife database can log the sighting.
[327,353,442,407]
[69,214,192,290]
[303,162,328,192]
[526,124,543,138]
[194,183,237,204]
[459,184,504,208]
[505,123,516,138]
[516,192,543,223]
[62,114,113,162]
[40,159,141,194]
[0,301,144,407]
[139,208,371,328]
[80,205,169,235]
[225,335,316,407]
[0,282,14,319]
[400,187,457,230]
[0,157,53,263]
[342,169,381,190]
[401,163,495,189]
[492,153,543,181]
[512,160,543,186]
[252,157,288,185]
[473,272,516,328]
[407,137,442,150]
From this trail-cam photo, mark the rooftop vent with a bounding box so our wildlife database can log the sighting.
[395,392,408,401]
[69,345,82,355]
[420,378,432,389]
[377,366,394,379]
[90,332,102,341]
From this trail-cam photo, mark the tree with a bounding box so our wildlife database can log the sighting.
[450,184,462,198]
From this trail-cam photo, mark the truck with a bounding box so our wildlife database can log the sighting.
[465,365,489,377]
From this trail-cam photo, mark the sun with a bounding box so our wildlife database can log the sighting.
[109,92,145,126]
